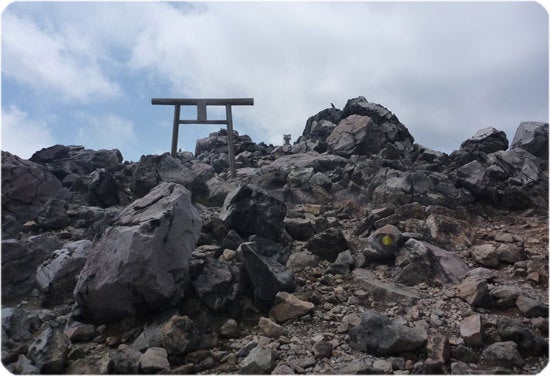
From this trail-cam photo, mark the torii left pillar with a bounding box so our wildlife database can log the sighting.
[151,98,254,178]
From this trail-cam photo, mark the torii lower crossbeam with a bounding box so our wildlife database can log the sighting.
[151,97,254,178]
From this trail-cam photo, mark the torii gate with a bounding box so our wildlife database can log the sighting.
[151,97,254,178]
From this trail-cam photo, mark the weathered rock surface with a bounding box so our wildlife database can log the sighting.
[27,326,70,374]
[349,310,427,356]
[510,121,548,159]
[192,256,241,311]
[74,182,201,320]
[460,127,509,154]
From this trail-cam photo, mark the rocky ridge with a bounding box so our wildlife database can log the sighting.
[1,96,548,374]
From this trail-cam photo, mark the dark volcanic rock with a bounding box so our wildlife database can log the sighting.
[326,115,386,157]
[238,242,295,310]
[192,257,241,311]
[220,185,287,241]
[74,182,201,320]
[27,326,70,374]
[460,127,509,154]
[2,235,62,301]
[510,121,548,159]
[2,151,69,234]
[304,228,348,262]
[36,240,92,306]
[349,310,427,356]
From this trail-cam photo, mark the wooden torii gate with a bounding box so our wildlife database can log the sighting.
[151,97,254,178]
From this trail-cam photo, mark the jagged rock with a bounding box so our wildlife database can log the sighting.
[221,185,287,241]
[510,121,548,159]
[394,239,468,286]
[460,314,483,347]
[74,182,201,320]
[258,317,286,338]
[305,228,348,262]
[360,224,403,261]
[27,326,70,374]
[2,307,42,343]
[349,310,427,356]
[301,107,342,142]
[139,347,170,373]
[451,345,479,363]
[64,324,96,342]
[490,285,523,308]
[238,242,295,310]
[36,198,71,230]
[456,276,492,308]
[240,346,274,374]
[269,292,314,323]
[471,244,500,268]
[284,217,316,241]
[248,235,291,265]
[219,319,240,339]
[460,127,509,154]
[286,251,317,270]
[36,239,91,305]
[131,153,204,199]
[2,235,62,300]
[220,229,243,250]
[131,310,178,352]
[313,340,333,358]
[497,317,547,355]
[88,168,119,207]
[326,115,386,156]
[161,315,198,356]
[496,243,524,263]
[352,269,420,306]
[424,213,472,249]
[192,257,241,310]
[427,335,451,365]
[481,341,524,369]
[515,295,548,318]
[6,355,40,374]
[271,363,295,375]
[2,151,69,234]
[330,250,354,275]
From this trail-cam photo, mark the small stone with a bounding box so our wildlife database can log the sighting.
[240,346,274,374]
[271,363,295,374]
[96,325,106,334]
[269,292,314,323]
[371,359,393,373]
[258,317,286,338]
[313,340,333,358]
[527,272,540,284]
[219,319,240,338]
[471,244,499,268]
[427,335,450,363]
[221,249,237,261]
[139,347,170,373]
[494,233,514,243]
[460,314,483,347]
[105,336,121,347]
[64,324,96,342]
[111,344,141,374]
[456,276,492,308]
[161,315,196,355]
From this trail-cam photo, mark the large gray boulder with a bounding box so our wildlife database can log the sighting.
[349,310,427,356]
[220,185,287,241]
[36,240,92,306]
[460,127,509,154]
[327,115,386,156]
[74,182,201,320]
[510,121,548,159]
[2,151,69,235]
[2,235,62,300]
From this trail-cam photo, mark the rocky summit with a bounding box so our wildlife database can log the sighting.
[1,96,548,374]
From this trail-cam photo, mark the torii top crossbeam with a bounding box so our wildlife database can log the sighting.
[152,97,254,178]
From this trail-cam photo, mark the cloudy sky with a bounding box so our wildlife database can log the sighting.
[1,1,548,162]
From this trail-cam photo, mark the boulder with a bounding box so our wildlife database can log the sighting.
[221,185,287,241]
[2,307,42,343]
[456,276,492,308]
[352,269,420,306]
[361,224,403,261]
[326,115,386,156]
[2,235,62,300]
[64,324,96,342]
[36,240,92,306]
[269,292,314,323]
[459,127,509,154]
[74,182,201,320]
[349,310,427,356]
[27,326,70,374]
[139,347,170,373]
[111,344,142,374]
[160,315,198,356]
[304,228,348,262]
[515,295,548,318]
[191,257,241,311]
[88,168,119,207]
[471,244,500,268]
[459,314,483,347]
[497,317,547,355]
[219,319,240,339]
[510,121,548,159]
[284,217,316,241]
[481,341,524,369]
[258,317,286,338]
[240,346,274,374]
[2,151,69,233]
[238,242,295,310]
[330,250,354,275]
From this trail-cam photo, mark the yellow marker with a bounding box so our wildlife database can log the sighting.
[381,235,392,246]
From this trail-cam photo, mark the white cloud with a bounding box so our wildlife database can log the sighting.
[1,106,55,159]
[74,112,138,159]
[1,12,120,102]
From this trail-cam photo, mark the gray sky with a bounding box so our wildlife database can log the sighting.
[1,1,548,161]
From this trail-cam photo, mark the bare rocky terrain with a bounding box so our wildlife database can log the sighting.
[2,96,548,374]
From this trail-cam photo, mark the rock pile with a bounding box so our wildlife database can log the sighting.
[1,97,548,374]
